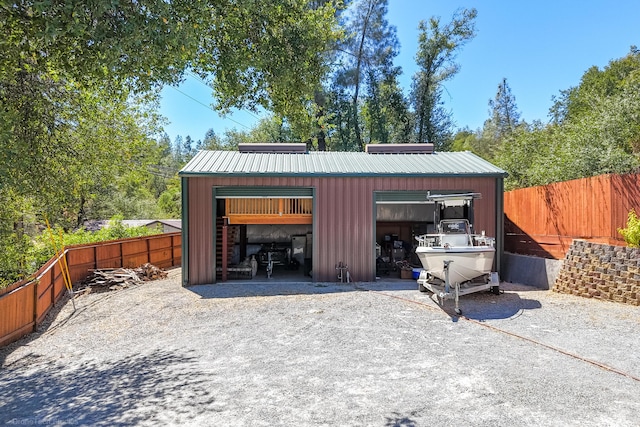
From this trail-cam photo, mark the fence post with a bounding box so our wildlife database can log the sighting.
[52,261,56,308]
[33,278,38,332]
[171,235,176,266]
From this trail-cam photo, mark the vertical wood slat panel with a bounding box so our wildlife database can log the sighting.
[0,282,36,347]
[504,174,640,259]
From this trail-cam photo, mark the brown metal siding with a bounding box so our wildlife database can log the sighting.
[315,177,374,282]
[186,176,498,284]
[188,178,216,285]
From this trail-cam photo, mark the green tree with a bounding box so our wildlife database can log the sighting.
[158,177,182,219]
[474,78,522,161]
[494,122,553,189]
[202,129,222,150]
[551,46,640,125]
[249,115,300,143]
[326,86,360,151]
[362,67,412,144]
[1,0,340,105]
[487,78,521,140]
[183,135,194,161]
[411,8,477,149]
[149,133,182,198]
[498,48,640,189]
[173,135,184,163]
[195,0,341,123]
[331,0,399,150]
[1,0,341,204]
[450,128,476,152]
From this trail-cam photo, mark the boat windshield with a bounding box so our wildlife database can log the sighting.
[440,220,469,234]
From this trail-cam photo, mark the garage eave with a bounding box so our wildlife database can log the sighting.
[178,171,508,179]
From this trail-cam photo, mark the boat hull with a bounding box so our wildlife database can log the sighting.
[415,246,495,285]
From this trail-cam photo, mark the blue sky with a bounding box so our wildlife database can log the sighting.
[158,0,640,143]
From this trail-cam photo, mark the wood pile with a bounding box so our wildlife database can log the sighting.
[135,263,169,281]
[77,263,168,293]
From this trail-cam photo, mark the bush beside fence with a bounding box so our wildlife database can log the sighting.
[0,232,181,348]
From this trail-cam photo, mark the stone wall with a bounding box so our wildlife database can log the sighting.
[553,240,640,306]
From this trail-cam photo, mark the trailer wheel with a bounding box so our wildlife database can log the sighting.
[491,285,500,295]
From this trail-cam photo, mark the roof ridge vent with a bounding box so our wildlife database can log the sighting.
[365,143,434,154]
[238,143,307,153]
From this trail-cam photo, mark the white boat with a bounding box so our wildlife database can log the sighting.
[415,217,500,315]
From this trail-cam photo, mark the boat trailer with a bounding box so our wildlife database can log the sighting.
[417,260,500,315]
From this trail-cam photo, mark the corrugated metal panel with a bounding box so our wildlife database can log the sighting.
[187,178,215,285]
[180,150,506,177]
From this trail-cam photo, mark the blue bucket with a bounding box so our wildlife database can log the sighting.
[412,268,422,280]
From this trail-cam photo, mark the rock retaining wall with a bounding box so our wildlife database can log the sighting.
[553,240,640,305]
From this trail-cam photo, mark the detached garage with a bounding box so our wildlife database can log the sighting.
[179,143,507,286]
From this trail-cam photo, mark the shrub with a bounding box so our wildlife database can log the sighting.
[0,216,161,288]
[618,209,640,247]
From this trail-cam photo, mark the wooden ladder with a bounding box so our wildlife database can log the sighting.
[215,217,238,269]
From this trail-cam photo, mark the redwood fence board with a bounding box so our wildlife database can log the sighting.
[1,232,181,348]
[0,284,35,347]
[121,240,148,256]
[505,173,640,259]
[149,236,173,250]
[96,244,122,262]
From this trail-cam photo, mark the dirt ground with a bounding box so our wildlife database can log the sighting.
[1,268,639,426]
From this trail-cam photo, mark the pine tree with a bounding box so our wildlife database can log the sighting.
[183,136,194,161]
[488,78,521,140]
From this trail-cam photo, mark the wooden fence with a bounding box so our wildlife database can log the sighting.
[0,232,181,348]
[504,173,640,259]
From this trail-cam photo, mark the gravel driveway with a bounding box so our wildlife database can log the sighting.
[1,268,639,426]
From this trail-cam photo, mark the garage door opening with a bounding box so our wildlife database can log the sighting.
[374,191,474,278]
[214,188,314,282]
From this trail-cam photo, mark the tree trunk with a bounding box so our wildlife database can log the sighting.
[316,108,326,151]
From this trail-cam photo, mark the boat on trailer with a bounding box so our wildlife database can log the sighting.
[415,194,500,315]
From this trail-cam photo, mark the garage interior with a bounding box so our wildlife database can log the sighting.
[215,196,314,281]
[374,193,475,279]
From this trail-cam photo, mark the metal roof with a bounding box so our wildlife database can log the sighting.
[179,150,507,178]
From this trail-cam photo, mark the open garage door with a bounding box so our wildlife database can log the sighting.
[374,192,434,276]
[213,186,314,281]
[373,190,476,278]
